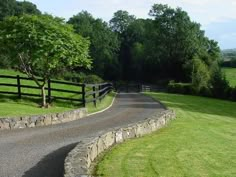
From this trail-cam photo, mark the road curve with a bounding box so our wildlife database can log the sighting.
[0,93,165,177]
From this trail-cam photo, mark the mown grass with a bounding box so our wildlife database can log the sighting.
[0,69,115,117]
[222,67,236,87]
[95,92,236,177]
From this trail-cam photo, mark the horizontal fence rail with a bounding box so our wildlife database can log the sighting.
[84,83,113,107]
[0,74,113,107]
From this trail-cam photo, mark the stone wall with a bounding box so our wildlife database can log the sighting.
[64,109,175,177]
[0,108,87,130]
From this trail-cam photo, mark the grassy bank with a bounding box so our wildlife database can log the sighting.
[0,69,115,117]
[95,92,236,177]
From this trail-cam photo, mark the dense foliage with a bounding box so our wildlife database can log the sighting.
[0,0,40,20]
[106,4,221,84]
[0,14,91,106]
[0,1,234,102]
[68,11,120,80]
[0,0,41,68]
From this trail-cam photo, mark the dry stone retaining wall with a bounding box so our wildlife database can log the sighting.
[64,109,175,177]
[0,108,87,130]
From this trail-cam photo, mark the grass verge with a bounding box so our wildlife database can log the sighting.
[95,92,236,177]
[87,92,116,114]
[0,69,115,117]
[0,92,115,117]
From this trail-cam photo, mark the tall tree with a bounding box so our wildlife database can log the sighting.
[68,11,120,80]
[0,0,41,20]
[0,0,16,20]
[0,14,91,107]
[0,0,41,68]
[15,1,41,16]
[109,10,138,81]
[109,10,136,34]
[147,4,221,82]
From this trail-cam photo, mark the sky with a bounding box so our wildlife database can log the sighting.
[19,0,236,50]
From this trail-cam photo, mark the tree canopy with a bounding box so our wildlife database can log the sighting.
[0,0,40,20]
[104,4,221,83]
[68,11,120,80]
[0,2,224,91]
[0,14,91,106]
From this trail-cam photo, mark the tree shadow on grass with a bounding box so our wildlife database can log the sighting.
[22,143,78,177]
[0,94,81,108]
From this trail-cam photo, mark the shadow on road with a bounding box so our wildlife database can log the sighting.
[22,143,78,177]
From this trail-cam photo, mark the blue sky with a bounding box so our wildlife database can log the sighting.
[19,0,236,49]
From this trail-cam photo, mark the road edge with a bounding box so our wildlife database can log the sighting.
[64,109,176,177]
[87,92,117,117]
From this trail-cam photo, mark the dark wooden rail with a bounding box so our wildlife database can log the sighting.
[84,83,113,107]
[0,74,113,107]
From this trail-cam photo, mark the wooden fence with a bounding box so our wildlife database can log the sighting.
[0,74,113,107]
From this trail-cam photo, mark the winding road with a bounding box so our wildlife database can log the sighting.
[0,93,165,177]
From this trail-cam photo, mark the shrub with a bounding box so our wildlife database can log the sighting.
[167,82,193,95]
[0,55,12,68]
[210,62,230,99]
[230,87,236,101]
[63,71,81,82]
[81,74,104,84]
[192,57,210,93]
[199,86,212,97]
[230,59,236,68]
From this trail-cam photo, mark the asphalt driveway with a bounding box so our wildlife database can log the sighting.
[0,93,165,177]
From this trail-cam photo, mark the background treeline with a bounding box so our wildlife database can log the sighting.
[0,0,235,101]
[221,49,236,68]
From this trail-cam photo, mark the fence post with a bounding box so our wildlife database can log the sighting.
[93,86,96,107]
[98,84,102,102]
[139,83,142,92]
[48,79,51,103]
[17,75,21,99]
[109,83,113,93]
[82,84,86,107]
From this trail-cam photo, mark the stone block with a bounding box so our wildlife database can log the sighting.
[9,119,16,129]
[115,130,123,143]
[35,116,45,127]
[28,122,36,128]
[101,131,115,149]
[79,108,87,118]
[0,120,10,130]
[57,113,64,123]
[43,115,52,125]
[97,137,105,155]
[87,140,98,162]
[122,127,136,140]
[148,119,157,131]
[14,121,27,129]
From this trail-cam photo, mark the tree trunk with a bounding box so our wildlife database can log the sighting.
[41,85,47,107]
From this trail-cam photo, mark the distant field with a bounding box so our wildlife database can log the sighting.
[222,67,236,87]
[96,92,236,177]
[0,69,114,117]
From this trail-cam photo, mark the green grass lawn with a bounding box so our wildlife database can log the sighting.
[222,67,236,87]
[95,92,236,177]
[0,69,115,117]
